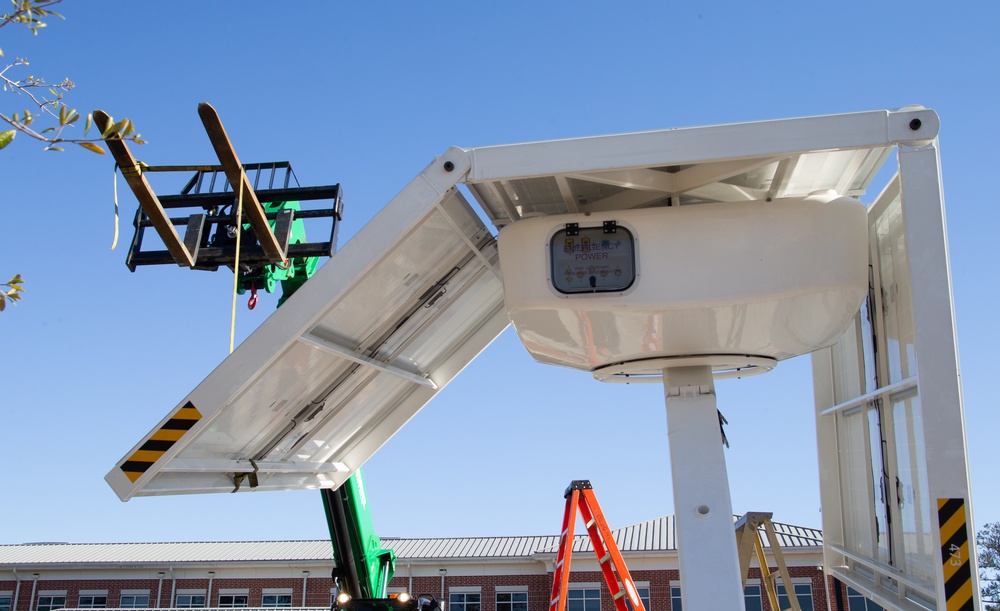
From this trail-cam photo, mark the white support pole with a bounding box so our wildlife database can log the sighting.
[897,138,980,610]
[663,365,745,611]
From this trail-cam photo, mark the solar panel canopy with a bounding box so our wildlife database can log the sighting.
[108,108,934,501]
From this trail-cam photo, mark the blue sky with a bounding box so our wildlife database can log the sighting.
[2,1,998,545]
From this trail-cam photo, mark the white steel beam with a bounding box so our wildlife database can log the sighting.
[296,333,437,389]
[566,168,676,192]
[159,459,349,474]
[553,176,581,213]
[466,108,938,182]
[669,157,780,194]
[897,138,980,611]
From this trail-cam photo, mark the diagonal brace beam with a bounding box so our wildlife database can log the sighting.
[95,110,195,267]
[197,102,286,263]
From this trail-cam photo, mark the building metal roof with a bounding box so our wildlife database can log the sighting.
[0,516,821,566]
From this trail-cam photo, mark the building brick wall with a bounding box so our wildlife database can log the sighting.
[1,565,834,611]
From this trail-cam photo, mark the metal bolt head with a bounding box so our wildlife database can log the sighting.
[443,161,455,172]
[909,118,922,131]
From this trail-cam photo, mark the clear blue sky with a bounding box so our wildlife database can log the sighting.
[2,1,997,544]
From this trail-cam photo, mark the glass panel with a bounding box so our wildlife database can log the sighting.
[550,226,636,294]
[262,595,292,608]
[868,405,892,564]
[175,595,206,608]
[119,595,149,608]
[777,584,814,611]
[450,593,481,611]
[669,587,682,611]
[860,296,879,395]
[794,584,814,611]
[846,587,884,611]
[77,596,107,609]
[497,592,527,611]
[840,407,875,558]
[624,587,649,611]
[218,595,248,608]
[777,584,790,610]
[874,197,916,384]
[37,597,66,611]
[893,392,934,585]
[567,589,600,611]
[0,596,12,611]
[743,585,761,611]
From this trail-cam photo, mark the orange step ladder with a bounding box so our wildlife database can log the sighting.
[549,481,646,611]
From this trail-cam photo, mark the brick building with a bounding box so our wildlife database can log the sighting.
[0,516,874,611]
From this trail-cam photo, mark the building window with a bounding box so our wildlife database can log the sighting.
[77,596,107,609]
[37,596,66,611]
[175,595,206,608]
[567,588,600,611]
[743,585,761,611]
[623,586,650,611]
[846,587,885,611]
[449,592,481,611]
[262,595,293,608]
[775,583,813,611]
[496,592,527,611]
[119,595,149,608]
[1,595,12,611]
[669,586,682,611]
[218,595,248,608]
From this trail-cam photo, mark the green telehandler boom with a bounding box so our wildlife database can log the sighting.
[99,106,439,611]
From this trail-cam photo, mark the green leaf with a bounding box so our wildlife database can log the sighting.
[101,119,120,138]
[84,112,92,135]
[78,142,105,154]
[0,130,15,150]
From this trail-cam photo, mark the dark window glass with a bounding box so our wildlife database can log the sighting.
[37,597,66,611]
[496,592,527,611]
[77,596,107,609]
[449,593,481,611]
[262,595,293,608]
[175,595,206,608]
[119,595,149,608]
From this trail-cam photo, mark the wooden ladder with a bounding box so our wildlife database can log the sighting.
[735,511,803,611]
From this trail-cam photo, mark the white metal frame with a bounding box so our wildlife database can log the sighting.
[108,106,973,611]
[812,135,977,609]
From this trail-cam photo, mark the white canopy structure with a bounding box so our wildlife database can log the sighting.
[107,106,975,611]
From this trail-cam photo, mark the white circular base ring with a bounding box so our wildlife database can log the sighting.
[592,355,777,383]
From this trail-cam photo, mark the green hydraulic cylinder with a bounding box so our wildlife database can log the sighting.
[322,468,396,600]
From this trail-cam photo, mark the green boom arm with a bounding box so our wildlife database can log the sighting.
[322,469,396,600]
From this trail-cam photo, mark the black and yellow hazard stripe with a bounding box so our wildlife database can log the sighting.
[120,402,202,483]
[938,497,974,611]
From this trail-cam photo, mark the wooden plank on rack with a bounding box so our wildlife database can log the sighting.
[95,110,195,267]
[197,102,285,263]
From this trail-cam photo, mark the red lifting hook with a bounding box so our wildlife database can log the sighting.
[248,281,258,310]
